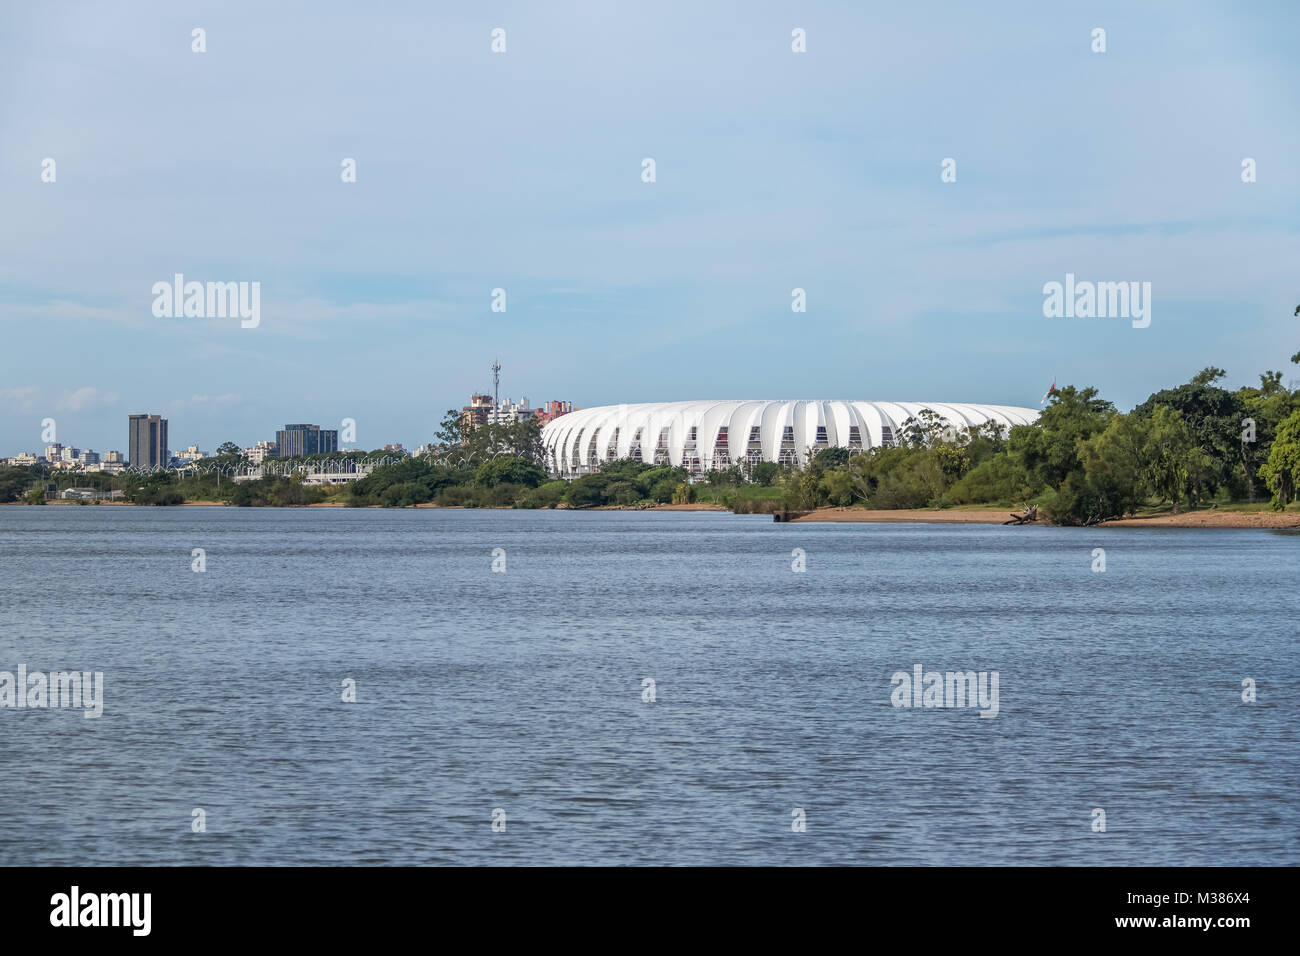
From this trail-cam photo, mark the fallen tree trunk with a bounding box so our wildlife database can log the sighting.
[1003,504,1038,526]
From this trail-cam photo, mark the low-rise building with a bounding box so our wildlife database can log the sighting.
[59,487,124,500]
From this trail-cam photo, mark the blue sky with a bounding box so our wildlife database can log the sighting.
[2,0,1298,454]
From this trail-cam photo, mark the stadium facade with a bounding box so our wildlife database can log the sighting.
[541,400,1039,477]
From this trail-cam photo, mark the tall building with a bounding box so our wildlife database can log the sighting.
[274,424,338,458]
[128,414,169,469]
[461,395,494,432]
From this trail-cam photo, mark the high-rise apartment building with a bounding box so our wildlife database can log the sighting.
[274,424,338,458]
[127,414,169,469]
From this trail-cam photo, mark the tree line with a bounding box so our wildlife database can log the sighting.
[4,369,1299,523]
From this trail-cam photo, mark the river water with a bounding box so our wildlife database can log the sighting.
[0,507,1295,865]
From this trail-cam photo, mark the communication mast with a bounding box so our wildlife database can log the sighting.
[491,359,501,409]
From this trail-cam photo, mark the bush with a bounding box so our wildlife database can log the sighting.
[518,481,568,509]
[484,482,525,507]
[606,480,640,506]
[380,482,426,507]
[948,453,1040,507]
[565,475,611,508]
[435,485,478,507]
[648,478,679,503]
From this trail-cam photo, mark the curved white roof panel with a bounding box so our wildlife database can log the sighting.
[541,401,1039,476]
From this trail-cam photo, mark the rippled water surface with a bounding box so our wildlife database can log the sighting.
[0,506,1295,865]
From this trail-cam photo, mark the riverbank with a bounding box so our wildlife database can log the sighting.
[8,499,1299,527]
[791,505,1300,528]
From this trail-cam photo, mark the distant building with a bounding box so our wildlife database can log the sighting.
[244,440,277,463]
[5,452,39,467]
[45,443,63,462]
[488,397,534,425]
[103,450,124,463]
[461,395,494,432]
[534,400,574,427]
[60,487,124,500]
[77,449,100,465]
[128,414,169,469]
[176,445,208,463]
[274,424,338,458]
[543,400,1040,476]
[382,443,408,455]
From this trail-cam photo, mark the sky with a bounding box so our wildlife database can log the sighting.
[1,0,1298,455]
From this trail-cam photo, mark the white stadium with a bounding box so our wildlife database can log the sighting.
[541,400,1040,477]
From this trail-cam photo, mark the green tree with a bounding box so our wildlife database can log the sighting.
[1292,303,1299,365]
[1260,409,1300,510]
[474,456,545,488]
[215,441,241,456]
[519,480,569,509]
[1235,371,1299,502]
[898,408,951,448]
[813,447,851,468]
[1011,385,1115,490]
[0,467,33,503]
[648,478,679,503]
[566,474,611,508]
[460,420,544,467]
[433,409,466,459]
[1132,369,1248,505]
[606,480,639,505]
[1140,406,1205,508]
[947,453,1039,506]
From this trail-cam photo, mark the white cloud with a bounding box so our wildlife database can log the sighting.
[0,386,42,412]
[57,387,117,412]
[175,394,241,408]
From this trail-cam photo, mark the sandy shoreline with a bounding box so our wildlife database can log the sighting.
[7,500,1297,528]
